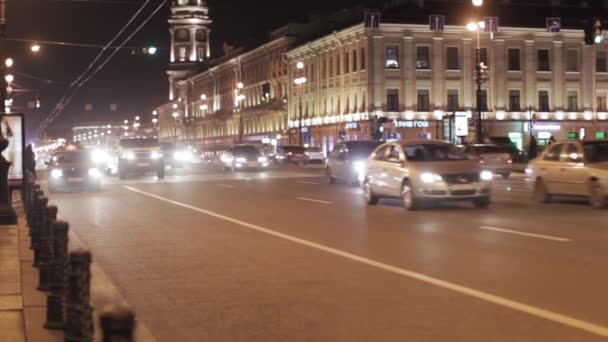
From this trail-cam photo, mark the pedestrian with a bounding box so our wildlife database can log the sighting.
[25,144,36,179]
[528,136,538,160]
[548,135,556,145]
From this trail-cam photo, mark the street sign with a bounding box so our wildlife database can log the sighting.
[546,17,561,33]
[429,15,445,32]
[364,10,380,29]
[483,16,499,33]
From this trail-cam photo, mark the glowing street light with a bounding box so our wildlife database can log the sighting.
[237,82,244,89]
[200,104,208,110]
[296,61,304,69]
[152,118,158,124]
[4,74,14,84]
[147,46,157,55]
[124,119,129,124]
[4,58,13,68]
[472,0,483,6]
[135,116,140,121]
[172,103,178,109]
[467,22,479,32]
[152,110,158,116]
[31,44,41,53]
[172,112,179,118]
[200,94,207,100]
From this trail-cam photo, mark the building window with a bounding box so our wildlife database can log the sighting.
[538,49,550,71]
[385,46,399,69]
[509,90,521,112]
[322,58,326,79]
[360,48,366,70]
[480,48,488,66]
[387,89,399,111]
[447,89,459,111]
[178,47,187,61]
[446,47,459,70]
[336,54,341,75]
[344,52,349,73]
[329,56,333,77]
[539,90,550,111]
[566,49,578,72]
[567,91,578,112]
[310,63,315,82]
[598,94,607,111]
[478,90,488,111]
[597,51,607,72]
[508,48,520,71]
[417,89,430,111]
[416,46,430,69]
[352,50,357,72]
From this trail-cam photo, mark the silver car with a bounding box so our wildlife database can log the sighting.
[220,145,270,171]
[326,141,383,185]
[363,140,493,210]
[527,139,608,208]
[463,144,513,178]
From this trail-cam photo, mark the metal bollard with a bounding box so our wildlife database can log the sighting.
[32,195,48,268]
[65,250,94,342]
[27,184,40,232]
[44,221,69,330]
[100,306,135,342]
[38,205,58,291]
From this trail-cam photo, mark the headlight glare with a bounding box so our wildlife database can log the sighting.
[352,161,366,173]
[51,169,63,178]
[122,152,135,160]
[151,151,162,159]
[236,157,247,163]
[88,168,101,177]
[480,170,493,181]
[420,172,442,183]
[258,156,268,163]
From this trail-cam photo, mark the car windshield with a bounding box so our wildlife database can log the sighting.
[56,151,88,164]
[282,146,306,153]
[233,145,260,155]
[583,142,608,163]
[474,145,504,154]
[120,138,159,148]
[404,144,468,161]
[306,147,322,152]
[346,141,383,158]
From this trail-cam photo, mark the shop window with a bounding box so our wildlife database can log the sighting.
[508,48,520,71]
[566,49,578,72]
[597,95,607,112]
[385,46,399,69]
[509,90,521,112]
[352,50,358,72]
[446,47,459,70]
[447,89,459,111]
[538,49,550,71]
[417,89,430,112]
[597,51,607,72]
[416,46,430,69]
[178,47,187,61]
[386,89,399,112]
[538,90,550,111]
[567,91,578,112]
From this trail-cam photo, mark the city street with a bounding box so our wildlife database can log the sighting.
[44,167,608,341]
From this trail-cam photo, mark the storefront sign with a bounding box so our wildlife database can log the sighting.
[567,132,578,140]
[300,127,309,133]
[344,122,359,129]
[532,124,561,131]
[538,132,551,139]
[596,132,607,139]
[395,120,429,128]
[455,114,468,137]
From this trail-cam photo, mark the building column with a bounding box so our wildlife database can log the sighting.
[524,40,536,110]
[190,27,197,62]
[403,36,414,110]
[553,40,563,110]
[462,38,473,109]
[582,44,594,110]
[493,39,505,110]
[432,37,444,110]
[372,35,383,114]
[169,29,175,63]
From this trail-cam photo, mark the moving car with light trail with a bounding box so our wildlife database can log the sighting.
[527,139,608,208]
[47,150,102,193]
[220,145,269,171]
[326,141,383,185]
[363,140,493,210]
[275,145,307,164]
[117,138,165,179]
[304,147,325,165]
[463,144,513,178]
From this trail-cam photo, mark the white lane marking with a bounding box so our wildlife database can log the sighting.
[480,226,572,242]
[296,197,332,204]
[296,181,321,185]
[216,184,234,188]
[123,185,608,338]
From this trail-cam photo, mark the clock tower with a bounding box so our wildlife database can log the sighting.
[167,0,211,100]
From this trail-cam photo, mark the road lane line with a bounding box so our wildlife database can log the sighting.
[122,185,608,338]
[216,184,234,188]
[480,226,571,242]
[296,197,332,204]
[296,181,321,185]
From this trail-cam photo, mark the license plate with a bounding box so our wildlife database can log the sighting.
[450,184,473,191]
[67,177,83,182]
[137,162,150,167]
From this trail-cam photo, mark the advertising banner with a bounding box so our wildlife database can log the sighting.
[1,114,25,184]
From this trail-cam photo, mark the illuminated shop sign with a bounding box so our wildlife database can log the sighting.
[344,122,359,129]
[597,132,607,139]
[300,127,309,133]
[532,124,561,131]
[395,120,430,128]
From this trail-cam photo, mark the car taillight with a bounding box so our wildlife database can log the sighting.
[507,159,513,164]
[479,157,485,164]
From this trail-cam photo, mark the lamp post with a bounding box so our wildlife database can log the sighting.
[236,82,244,143]
[172,112,179,143]
[467,20,487,144]
[294,61,306,145]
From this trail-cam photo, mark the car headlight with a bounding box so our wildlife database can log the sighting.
[51,169,63,178]
[258,156,268,163]
[88,168,101,178]
[91,150,108,164]
[480,170,493,181]
[122,152,135,160]
[420,172,443,183]
[236,157,247,163]
[151,151,162,160]
[352,161,366,173]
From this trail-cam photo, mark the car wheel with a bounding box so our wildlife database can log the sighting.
[589,181,607,209]
[501,172,511,179]
[363,179,378,205]
[473,196,491,208]
[156,167,165,179]
[401,181,419,211]
[533,179,551,203]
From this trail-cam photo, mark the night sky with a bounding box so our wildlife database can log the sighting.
[2,0,599,141]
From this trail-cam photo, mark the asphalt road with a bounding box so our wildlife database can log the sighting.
[44,166,608,341]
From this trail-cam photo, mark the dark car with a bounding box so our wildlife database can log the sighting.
[47,150,102,193]
[220,145,269,171]
[326,140,383,185]
[275,145,307,164]
[117,138,165,179]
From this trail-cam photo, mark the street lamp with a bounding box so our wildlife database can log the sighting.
[3,58,12,68]
[235,82,245,142]
[4,74,13,84]
[30,44,41,53]
[200,94,207,100]
[294,60,307,145]
[135,116,140,121]
[468,20,487,144]
[472,0,483,6]
[152,110,158,116]
[172,112,179,143]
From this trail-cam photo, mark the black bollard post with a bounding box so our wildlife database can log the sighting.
[65,250,94,342]
[32,194,47,268]
[44,220,69,330]
[100,306,135,342]
[26,184,40,233]
[38,205,58,291]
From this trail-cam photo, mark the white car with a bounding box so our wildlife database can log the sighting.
[305,147,325,165]
[220,145,270,171]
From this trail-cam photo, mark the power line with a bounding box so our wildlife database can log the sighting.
[11,70,70,85]
[2,37,166,50]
